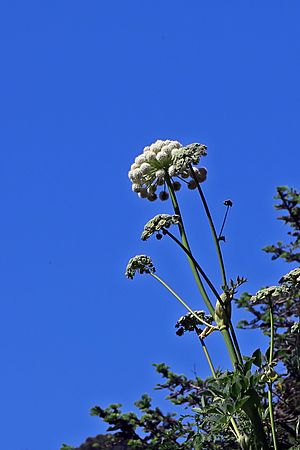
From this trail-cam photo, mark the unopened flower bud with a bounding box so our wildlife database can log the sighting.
[188,180,197,190]
[159,191,169,201]
[172,181,181,191]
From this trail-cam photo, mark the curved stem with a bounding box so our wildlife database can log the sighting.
[198,334,217,377]
[189,169,243,365]
[190,166,227,287]
[268,306,278,450]
[218,204,230,240]
[164,228,243,366]
[150,273,214,328]
[166,176,240,370]
[163,229,225,307]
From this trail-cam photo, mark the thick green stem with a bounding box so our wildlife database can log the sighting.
[268,306,278,450]
[166,176,240,369]
[190,171,243,366]
[165,228,243,367]
[166,176,215,317]
[163,229,225,307]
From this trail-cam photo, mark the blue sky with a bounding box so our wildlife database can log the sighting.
[0,1,299,449]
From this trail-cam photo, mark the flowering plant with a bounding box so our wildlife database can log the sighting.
[63,145,299,450]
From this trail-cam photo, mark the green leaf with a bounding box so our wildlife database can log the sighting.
[231,381,242,397]
[252,348,262,368]
[236,395,251,409]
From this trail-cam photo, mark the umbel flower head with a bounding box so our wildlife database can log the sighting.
[128,139,207,200]
[175,310,213,336]
[279,267,300,286]
[250,285,289,304]
[125,255,155,279]
[141,214,180,241]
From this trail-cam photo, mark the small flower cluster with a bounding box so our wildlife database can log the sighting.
[250,285,289,304]
[279,267,300,286]
[172,143,207,173]
[125,255,155,279]
[175,310,213,336]
[141,214,180,241]
[128,139,207,201]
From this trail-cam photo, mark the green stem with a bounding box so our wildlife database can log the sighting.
[190,170,243,366]
[229,325,243,367]
[268,306,278,450]
[191,170,227,287]
[163,229,225,307]
[166,176,240,370]
[150,273,214,329]
[269,306,275,366]
[165,175,215,317]
[165,228,243,367]
[198,335,217,377]
[268,387,278,450]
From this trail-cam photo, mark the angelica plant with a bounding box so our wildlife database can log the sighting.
[125,139,274,449]
[62,151,300,450]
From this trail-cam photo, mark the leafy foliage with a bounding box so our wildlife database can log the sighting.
[263,186,300,263]
[236,186,300,449]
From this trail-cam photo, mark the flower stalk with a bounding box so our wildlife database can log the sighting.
[268,305,278,450]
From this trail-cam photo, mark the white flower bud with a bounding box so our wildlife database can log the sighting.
[155,169,165,179]
[144,151,157,162]
[143,146,151,152]
[140,162,151,175]
[135,154,146,165]
[168,165,176,177]
[131,163,139,171]
[150,140,164,153]
[171,147,181,157]
[132,183,142,193]
[156,151,168,162]
[131,168,142,181]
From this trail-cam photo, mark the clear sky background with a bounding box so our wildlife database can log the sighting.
[0,1,299,449]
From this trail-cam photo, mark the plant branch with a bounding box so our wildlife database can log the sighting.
[150,273,215,329]
[189,164,227,287]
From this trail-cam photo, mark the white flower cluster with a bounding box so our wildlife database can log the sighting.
[141,214,180,241]
[250,285,289,304]
[279,267,300,286]
[128,139,207,201]
[125,255,155,279]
